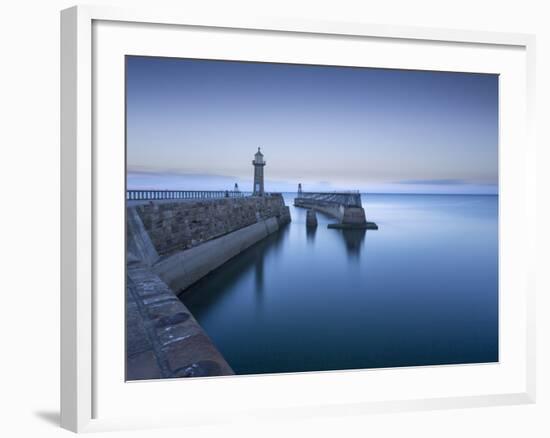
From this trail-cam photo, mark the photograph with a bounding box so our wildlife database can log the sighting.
[125,56,499,380]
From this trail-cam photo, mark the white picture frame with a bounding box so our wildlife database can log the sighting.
[60,4,536,433]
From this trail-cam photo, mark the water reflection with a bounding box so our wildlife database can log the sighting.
[182,195,499,375]
[254,255,265,295]
[336,228,367,260]
[306,226,317,244]
[181,224,289,313]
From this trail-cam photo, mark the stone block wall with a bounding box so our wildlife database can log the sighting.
[132,195,290,257]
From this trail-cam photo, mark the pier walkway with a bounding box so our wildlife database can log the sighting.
[126,262,234,380]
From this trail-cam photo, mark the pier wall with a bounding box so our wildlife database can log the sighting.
[130,195,290,257]
[294,198,367,225]
[127,195,290,291]
[152,216,280,292]
[128,195,290,290]
[126,194,291,378]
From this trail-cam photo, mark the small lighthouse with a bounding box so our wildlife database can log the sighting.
[252,147,266,196]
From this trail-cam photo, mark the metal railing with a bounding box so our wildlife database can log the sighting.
[126,190,283,201]
[295,191,362,208]
[126,190,249,201]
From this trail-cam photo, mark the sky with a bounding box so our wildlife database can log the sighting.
[126,56,498,195]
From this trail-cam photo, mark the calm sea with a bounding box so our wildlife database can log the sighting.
[181,194,499,375]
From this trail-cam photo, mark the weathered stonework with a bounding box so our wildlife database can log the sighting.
[126,194,291,379]
[127,262,234,380]
[132,195,290,257]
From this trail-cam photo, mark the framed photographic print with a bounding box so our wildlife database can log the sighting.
[61,5,536,433]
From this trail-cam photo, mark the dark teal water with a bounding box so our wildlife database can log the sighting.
[181,194,499,375]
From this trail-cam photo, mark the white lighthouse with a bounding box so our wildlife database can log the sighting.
[252,147,266,196]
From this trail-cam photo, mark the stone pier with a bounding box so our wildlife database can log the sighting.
[294,191,377,230]
[126,194,291,379]
[127,262,233,380]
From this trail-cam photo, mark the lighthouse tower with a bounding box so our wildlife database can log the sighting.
[252,147,266,196]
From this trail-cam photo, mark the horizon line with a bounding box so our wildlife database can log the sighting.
[126,188,498,196]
